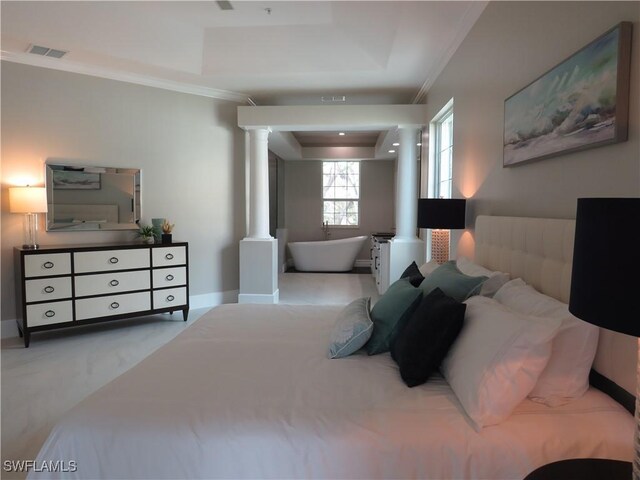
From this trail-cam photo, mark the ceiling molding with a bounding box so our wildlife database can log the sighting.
[0,50,253,104]
[412,1,488,104]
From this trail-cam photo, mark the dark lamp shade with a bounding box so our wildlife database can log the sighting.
[417,199,466,229]
[569,198,640,337]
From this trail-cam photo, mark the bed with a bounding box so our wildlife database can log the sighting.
[30,216,635,479]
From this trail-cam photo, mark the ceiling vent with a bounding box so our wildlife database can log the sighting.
[27,44,68,59]
[216,1,234,10]
[321,96,346,103]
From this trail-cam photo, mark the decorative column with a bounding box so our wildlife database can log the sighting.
[239,127,279,304]
[248,128,271,239]
[386,126,424,290]
[395,127,419,240]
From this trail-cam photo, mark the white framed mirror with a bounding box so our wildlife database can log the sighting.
[45,163,141,231]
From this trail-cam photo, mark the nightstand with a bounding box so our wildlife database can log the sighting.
[524,458,632,480]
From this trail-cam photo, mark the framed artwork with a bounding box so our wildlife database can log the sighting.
[503,22,632,167]
[53,170,101,190]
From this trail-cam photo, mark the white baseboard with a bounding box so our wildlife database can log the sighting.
[355,259,372,268]
[189,290,239,309]
[238,289,280,304]
[0,290,240,339]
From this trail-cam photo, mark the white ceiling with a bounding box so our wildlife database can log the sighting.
[0,1,487,106]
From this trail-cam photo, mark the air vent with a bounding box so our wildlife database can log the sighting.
[27,44,68,59]
[321,96,346,103]
[216,1,234,10]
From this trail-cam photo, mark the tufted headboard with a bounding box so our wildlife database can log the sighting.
[474,215,636,401]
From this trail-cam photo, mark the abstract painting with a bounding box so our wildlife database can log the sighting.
[504,22,631,166]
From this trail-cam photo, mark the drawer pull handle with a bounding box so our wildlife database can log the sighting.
[166,295,175,302]
[165,274,174,281]
[109,279,120,287]
[43,261,54,269]
[165,253,174,260]
[109,257,119,264]
[110,302,120,309]
[44,286,55,293]
[45,310,55,318]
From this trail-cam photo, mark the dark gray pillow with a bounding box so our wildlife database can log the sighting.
[400,261,425,287]
[390,288,466,387]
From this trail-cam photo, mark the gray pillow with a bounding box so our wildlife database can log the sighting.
[418,261,487,302]
[328,297,373,359]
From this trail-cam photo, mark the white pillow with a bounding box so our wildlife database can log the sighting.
[441,296,560,430]
[493,278,599,407]
[456,257,510,298]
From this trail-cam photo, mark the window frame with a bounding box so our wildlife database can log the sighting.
[321,160,361,228]
[429,99,454,200]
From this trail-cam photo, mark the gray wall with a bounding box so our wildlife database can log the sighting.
[284,159,395,260]
[1,62,246,323]
[423,1,640,258]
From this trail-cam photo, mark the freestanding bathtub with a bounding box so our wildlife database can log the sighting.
[288,235,369,272]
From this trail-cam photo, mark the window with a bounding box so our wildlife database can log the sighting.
[432,107,453,199]
[322,161,359,226]
[428,99,454,200]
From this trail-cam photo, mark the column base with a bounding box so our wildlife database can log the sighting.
[239,238,279,304]
[388,238,425,285]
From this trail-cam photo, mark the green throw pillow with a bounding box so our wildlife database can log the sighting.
[418,261,487,302]
[367,278,423,355]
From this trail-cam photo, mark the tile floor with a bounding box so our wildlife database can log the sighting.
[1,272,378,478]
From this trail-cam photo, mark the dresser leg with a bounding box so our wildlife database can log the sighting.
[182,308,189,322]
[24,332,30,348]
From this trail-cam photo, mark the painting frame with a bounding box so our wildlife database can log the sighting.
[503,22,632,167]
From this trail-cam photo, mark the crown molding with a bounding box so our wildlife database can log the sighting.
[412,1,488,104]
[1,50,253,105]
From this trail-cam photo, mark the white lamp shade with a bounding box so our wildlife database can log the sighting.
[9,187,48,213]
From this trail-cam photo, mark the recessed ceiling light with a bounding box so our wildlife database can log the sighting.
[388,149,396,153]
[392,142,400,146]
[338,132,345,136]
[417,143,422,146]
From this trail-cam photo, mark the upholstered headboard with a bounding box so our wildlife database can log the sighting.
[474,215,635,400]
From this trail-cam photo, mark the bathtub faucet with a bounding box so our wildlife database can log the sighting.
[322,221,331,240]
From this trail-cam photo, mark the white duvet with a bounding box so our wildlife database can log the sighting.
[32,304,633,479]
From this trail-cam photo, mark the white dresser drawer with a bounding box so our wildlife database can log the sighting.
[152,246,186,267]
[153,287,187,309]
[75,270,151,297]
[27,301,73,327]
[75,249,150,273]
[24,253,71,278]
[152,267,187,289]
[25,277,72,303]
[75,291,151,321]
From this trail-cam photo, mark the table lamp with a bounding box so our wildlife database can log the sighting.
[9,186,48,249]
[569,197,640,479]
[417,198,466,264]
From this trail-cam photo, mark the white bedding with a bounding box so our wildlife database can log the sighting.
[32,304,634,479]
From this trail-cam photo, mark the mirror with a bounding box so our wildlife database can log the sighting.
[46,163,140,231]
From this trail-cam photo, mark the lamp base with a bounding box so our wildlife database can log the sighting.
[431,229,450,264]
[22,244,40,250]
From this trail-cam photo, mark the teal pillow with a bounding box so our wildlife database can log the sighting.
[418,261,487,302]
[367,278,423,355]
[328,297,373,359]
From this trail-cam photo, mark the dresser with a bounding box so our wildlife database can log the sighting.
[14,242,189,347]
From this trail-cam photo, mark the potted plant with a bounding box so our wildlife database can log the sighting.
[137,224,156,244]
[161,220,175,244]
